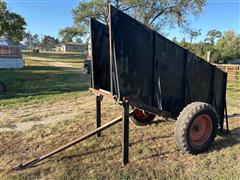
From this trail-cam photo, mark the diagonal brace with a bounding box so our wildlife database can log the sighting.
[13,112,133,171]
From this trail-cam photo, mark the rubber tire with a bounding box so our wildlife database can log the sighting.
[175,102,218,154]
[130,109,156,126]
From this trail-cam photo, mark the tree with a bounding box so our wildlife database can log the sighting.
[0,1,26,42]
[41,35,58,51]
[216,31,240,62]
[59,27,84,43]
[22,32,41,49]
[205,30,222,45]
[189,29,201,44]
[179,37,188,48]
[125,0,206,31]
[209,48,222,63]
[72,0,130,35]
[72,0,206,33]
[172,36,177,43]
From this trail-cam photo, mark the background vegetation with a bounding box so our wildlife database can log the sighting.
[0,1,26,42]
[177,30,240,63]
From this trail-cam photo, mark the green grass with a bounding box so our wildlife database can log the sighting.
[0,52,240,179]
[0,66,88,99]
[226,80,240,114]
[0,52,90,101]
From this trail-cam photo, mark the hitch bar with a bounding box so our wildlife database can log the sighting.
[13,111,133,171]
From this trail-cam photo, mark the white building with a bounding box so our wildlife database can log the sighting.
[55,42,87,53]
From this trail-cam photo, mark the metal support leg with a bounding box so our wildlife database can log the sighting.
[96,96,102,137]
[122,98,129,165]
[224,98,230,134]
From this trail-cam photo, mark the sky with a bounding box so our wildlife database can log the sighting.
[5,0,240,43]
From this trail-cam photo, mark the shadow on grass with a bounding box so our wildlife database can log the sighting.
[210,127,240,152]
[22,133,174,170]
[151,117,176,125]
[45,134,173,163]
[0,65,90,100]
[228,113,240,119]
[15,129,240,169]
[23,51,86,60]
[28,59,84,64]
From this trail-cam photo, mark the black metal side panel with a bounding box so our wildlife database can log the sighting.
[213,67,227,127]
[109,6,154,106]
[154,32,185,115]
[185,52,226,123]
[186,52,212,104]
[109,5,226,121]
[90,18,110,91]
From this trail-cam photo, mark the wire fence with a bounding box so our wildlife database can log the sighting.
[216,64,240,115]
[0,45,22,58]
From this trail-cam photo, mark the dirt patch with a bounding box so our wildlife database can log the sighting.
[228,114,240,119]
[47,62,76,68]
[0,95,97,132]
[0,112,77,132]
[26,57,81,69]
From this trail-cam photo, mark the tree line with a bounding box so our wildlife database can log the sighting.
[22,32,59,51]
[175,30,240,63]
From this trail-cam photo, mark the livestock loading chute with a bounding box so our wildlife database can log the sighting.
[91,5,228,157]
[14,5,228,170]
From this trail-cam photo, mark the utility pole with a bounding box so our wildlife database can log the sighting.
[29,31,32,51]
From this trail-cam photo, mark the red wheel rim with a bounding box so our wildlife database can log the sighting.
[134,109,152,120]
[189,114,213,148]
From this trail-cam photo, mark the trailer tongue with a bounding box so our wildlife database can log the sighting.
[13,110,133,170]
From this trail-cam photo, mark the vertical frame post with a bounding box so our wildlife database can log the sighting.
[96,96,102,137]
[122,97,129,165]
[220,73,228,130]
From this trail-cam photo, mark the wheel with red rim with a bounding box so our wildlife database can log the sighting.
[175,102,218,154]
[130,108,156,126]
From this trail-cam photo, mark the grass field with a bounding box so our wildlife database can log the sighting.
[0,51,240,179]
